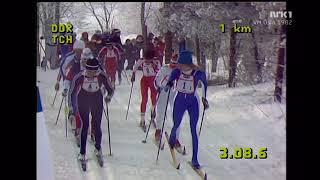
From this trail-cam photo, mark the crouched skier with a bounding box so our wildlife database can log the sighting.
[68,58,114,169]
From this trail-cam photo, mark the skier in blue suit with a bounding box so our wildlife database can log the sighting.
[164,50,209,168]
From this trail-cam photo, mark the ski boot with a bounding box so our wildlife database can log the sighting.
[155,129,161,142]
[139,113,147,132]
[174,140,186,155]
[77,153,87,171]
[94,148,104,167]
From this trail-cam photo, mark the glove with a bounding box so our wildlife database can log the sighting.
[131,73,135,83]
[104,95,112,104]
[62,89,68,97]
[164,81,173,92]
[202,97,209,110]
[55,82,60,91]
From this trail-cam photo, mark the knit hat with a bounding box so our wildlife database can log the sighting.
[85,58,100,71]
[178,50,193,64]
[73,40,85,49]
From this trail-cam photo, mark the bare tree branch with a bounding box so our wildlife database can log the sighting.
[83,2,104,32]
[60,2,73,18]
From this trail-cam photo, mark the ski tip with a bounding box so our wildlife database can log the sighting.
[204,173,207,180]
[176,163,180,170]
[183,146,186,155]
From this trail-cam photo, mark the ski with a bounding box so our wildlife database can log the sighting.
[188,161,207,180]
[164,131,180,169]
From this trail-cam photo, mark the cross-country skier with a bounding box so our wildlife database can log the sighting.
[164,50,209,168]
[68,57,114,167]
[109,29,124,85]
[65,48,97,145]
[98,42,121,88]
[131,48,161,131]
[154,53,184,152]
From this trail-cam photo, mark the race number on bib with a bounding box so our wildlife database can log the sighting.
[82,77,100,92]
[142,63,156,76]
[106,50,116,58]
[176,74,195,93]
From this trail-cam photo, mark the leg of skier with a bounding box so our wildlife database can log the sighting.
[77,91,90,157]
[188,96,200,168]
[91,92,103,155]
[155,90,167,141]
[169,94,186,147]
[169,90,183,150]
[140,77,148,130]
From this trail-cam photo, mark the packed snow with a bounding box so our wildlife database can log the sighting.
[37,67,286,180]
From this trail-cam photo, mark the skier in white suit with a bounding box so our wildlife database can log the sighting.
[154,53,184,153]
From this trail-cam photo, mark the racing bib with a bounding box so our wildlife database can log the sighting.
[106,49,117,59]
[176,73,195,93]
[142,62,156,77]
[82,76,100,92]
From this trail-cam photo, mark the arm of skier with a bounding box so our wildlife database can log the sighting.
[131,59,144,82]
[99,71,115,103]
[100,71,114,97]
[68,72,83,114]
[198,71,209,109]
[97,47,106,69]
[164,68,180,91]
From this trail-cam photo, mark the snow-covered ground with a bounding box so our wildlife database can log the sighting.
[37,67,286,180]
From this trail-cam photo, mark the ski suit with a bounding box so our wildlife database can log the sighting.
[98,46,120,85]
[69,70,114,155]
[167,68,207,167]
[133,59,161,114]
[154,64,180,138]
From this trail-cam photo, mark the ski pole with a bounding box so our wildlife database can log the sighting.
[104,105,112,156]
[51,90,58,106]
[156,88,171,163]
[198,108,206,137]
[65,97,68,138]
[122,70,130,84]
[125,82,134,121]
[55,96,65,125]
[142,117,153,143]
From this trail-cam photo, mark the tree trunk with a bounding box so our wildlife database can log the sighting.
[37,3,40,66]
[195,34,201,66]
[201,51,206,72]
[228,29,237,87]
[252,30,262,83]
[43,2,58,70]
[140,3,145,36]
[55,2,60,24]
[164,31,172,64]
[274,25,286,102]
[211,40,218,73]
[141,2,148,51]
